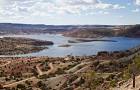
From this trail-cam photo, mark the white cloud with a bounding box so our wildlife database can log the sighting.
[55,0,99,5]
[95,3,112,9]
[119,16,124,18]
[98,11,109,14]
[0,0,126,20]
[113,4,125,9]
[132,8,140,12]
[86,11,109,15]
[136,0,140,5]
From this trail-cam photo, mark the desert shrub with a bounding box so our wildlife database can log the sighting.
[134,57,140,70]
[17,84,26,90]
[55,68,66,75]
[64,64,77,70]
[37,81,48,90]
[25,80,31,86]
[38,74,49,79]
[110,80,117,87]
[122,66,131,81]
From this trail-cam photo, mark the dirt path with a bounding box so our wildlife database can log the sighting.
[36,63,43,76]
[3,76,36,88]
[44,63,54,74]
[66,62,90,73]
[3,63,54,88]
[0,61,11,67]
[36,63,54,76]
[43,63,54,75]
[47,74,69,90]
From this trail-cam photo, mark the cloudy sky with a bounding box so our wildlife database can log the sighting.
[0,0,140,25]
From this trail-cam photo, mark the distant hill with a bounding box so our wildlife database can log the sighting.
[0,23,118,35]
[0,23,76,34]
[124,25,140,37]
[0,23,140,38]
[63,25,140,38]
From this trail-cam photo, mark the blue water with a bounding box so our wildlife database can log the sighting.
[1,34,140,57]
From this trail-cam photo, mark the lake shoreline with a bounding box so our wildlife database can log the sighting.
[0,34,140,57]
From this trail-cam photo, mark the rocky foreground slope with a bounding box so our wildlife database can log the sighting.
[0,45,140,90]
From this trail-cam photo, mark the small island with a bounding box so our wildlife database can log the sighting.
[68,38,117,43]
[0,37,54,55]
[58,44,71,47]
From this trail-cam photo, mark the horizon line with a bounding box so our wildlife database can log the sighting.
[0,22,139,26]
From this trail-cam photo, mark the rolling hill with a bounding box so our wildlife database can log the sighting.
[0,23,140,38]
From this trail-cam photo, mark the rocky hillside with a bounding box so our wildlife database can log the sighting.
[63,25,140,38]
[0,37,54,55]
[0,23,81,35]
[0,23,140,38]
[63,28,116,38]
[124,25,140,37]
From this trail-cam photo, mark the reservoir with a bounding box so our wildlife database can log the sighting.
[0,34,140,57]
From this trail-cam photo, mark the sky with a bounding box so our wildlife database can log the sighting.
[0,0,140,25]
